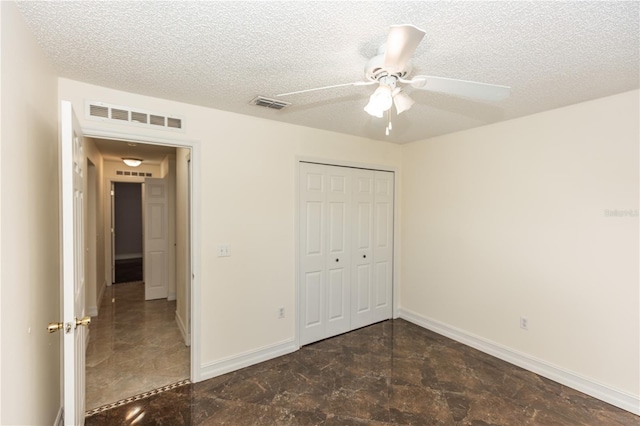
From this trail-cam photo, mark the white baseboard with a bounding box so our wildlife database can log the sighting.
[167,292,176,301]
[54,406,63,426]
[200,339,298,382]
[398,308,640,416]
[88,280,107,317]
[175,310,190,347]
[114,253,142,260]
[97,280,106,306]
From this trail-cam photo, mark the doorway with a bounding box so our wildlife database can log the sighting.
[84,136,194,411]
[113,182,143,283]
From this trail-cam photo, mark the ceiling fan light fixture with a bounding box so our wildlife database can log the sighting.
[393,91,415,115]
[364,85,393,117]
[122,158,143,167]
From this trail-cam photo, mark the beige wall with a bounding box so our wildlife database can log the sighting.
[400,91,639,399]
[58,77,403,370]
[176,147,190,342]
[0,2,61,424]
[84,138,105,316]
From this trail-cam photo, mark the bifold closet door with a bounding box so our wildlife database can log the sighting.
[299,162,394,346]
[299,163,351,346]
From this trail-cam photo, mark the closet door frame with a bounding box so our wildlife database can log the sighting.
[295,157,399,348]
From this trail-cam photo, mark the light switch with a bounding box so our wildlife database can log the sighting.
[217,244,231,257]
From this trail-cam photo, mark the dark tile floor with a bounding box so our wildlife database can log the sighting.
[86,319,639,425]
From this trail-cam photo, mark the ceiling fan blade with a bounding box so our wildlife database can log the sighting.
[277,81,375,97]
[383,24,426,73]
[408,75,511,101]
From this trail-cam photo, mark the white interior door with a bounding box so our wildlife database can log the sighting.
[110,182,115,283]
[371,171,394,323]
[299,163,327,345]
[324,166,351,338]
[144,178,169,300]
[61,100,87,426]
[351,168,375,329]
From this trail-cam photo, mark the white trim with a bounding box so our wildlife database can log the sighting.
[296,156,399,173]
[398,308,640,415]
[200,339,297,381]
[80,126,202,384]
[96,280,106,313]
[54,406,63,426]
[87,278,106,317]
[175,310,190,347]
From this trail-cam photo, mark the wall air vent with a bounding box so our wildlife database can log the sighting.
[250,96,290,110]
[85,101,185,132]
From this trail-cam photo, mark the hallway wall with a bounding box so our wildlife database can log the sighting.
[84,138,105,317]
[0,2,61,424]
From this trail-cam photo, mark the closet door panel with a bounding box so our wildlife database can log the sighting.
[371,171,394,323]
[325,166,351,338]
[299,163,327,345]
[351,169,375,329]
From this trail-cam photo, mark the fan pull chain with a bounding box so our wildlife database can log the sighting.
[385,110,392,136]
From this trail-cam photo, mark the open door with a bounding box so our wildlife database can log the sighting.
[60,100,90,425]
[110,182,115,283]
[144,177,169,300]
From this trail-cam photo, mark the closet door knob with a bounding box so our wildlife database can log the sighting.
[363,255,367,259]
[335,258,339,262]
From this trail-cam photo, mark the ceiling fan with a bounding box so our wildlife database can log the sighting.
[277,25,510,133]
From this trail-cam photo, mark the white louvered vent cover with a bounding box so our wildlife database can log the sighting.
[85,101,184,132]
[115,170,153,177]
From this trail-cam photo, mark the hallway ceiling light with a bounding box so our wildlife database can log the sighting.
[122,158,143,167]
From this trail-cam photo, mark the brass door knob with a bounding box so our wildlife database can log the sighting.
[47,322,63,333]
[75,316,91,328]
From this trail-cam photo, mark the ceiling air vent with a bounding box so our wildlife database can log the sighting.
[250,96,290,110]
[85,101,184,132]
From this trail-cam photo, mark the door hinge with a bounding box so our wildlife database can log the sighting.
[110,190,115,196]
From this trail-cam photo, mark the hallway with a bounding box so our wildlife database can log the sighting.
[85,281,190,410]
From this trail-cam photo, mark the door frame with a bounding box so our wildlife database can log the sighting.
[83,127,202,383]
[294,156,400,348]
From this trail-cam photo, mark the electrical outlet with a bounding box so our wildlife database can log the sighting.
[520,317,528,330]
[278,307,285,319]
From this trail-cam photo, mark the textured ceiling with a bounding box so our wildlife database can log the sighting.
[16,1,640,143]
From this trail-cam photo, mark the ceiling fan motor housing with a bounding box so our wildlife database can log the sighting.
[365,51,412,82]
